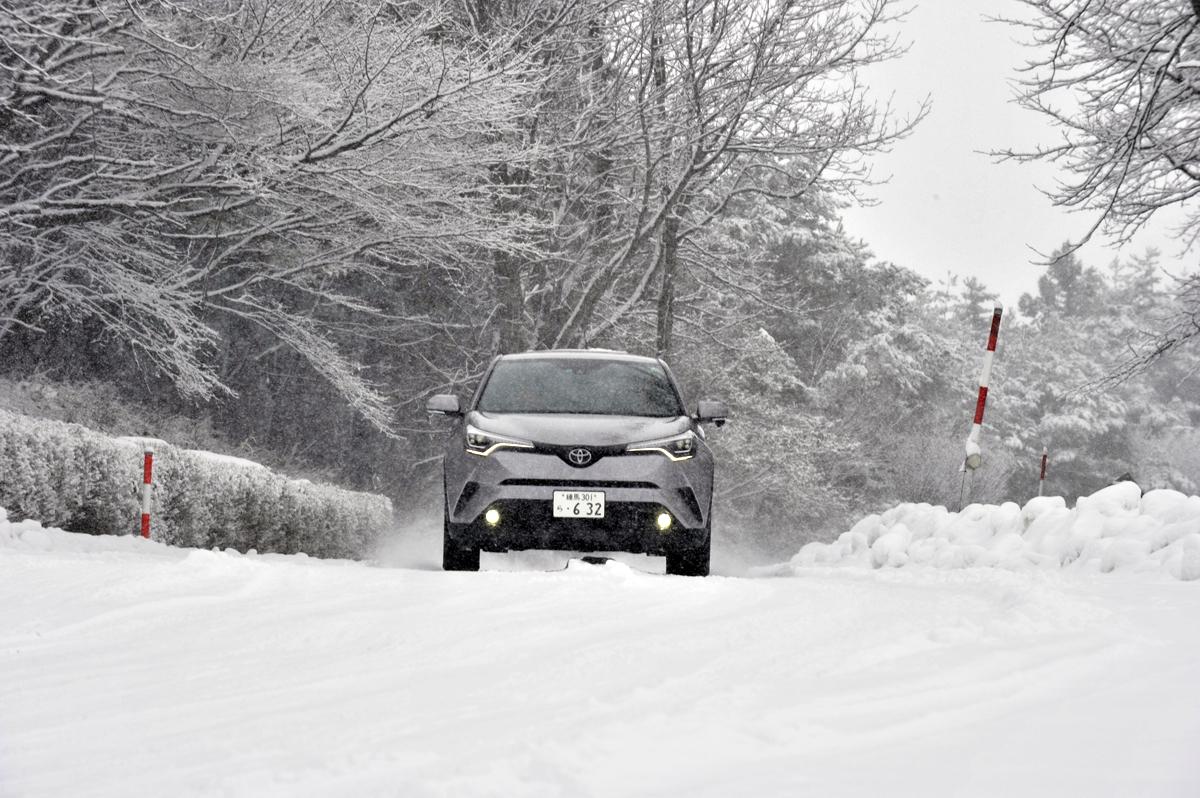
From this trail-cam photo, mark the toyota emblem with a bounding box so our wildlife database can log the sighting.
[568,448,593,466]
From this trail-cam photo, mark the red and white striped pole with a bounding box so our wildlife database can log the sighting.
[140,445,154,538]
[964,304,1003,470]
[1038,446,1048,496]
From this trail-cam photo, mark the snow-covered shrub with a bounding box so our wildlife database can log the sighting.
[0,409,140,535]
[0,410,391,558]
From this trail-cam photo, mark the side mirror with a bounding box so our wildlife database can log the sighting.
[696,399,728,428]
[426,394,463,417]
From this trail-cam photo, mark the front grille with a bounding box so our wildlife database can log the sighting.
[486,499,661,534]
[499,478,658,490]
[531,443,626,468]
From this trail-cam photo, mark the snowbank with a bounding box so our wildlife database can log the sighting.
[783,482,1200,581]
[0,506,155,556]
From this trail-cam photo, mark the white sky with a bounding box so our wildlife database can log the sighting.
[839,1,1191,308]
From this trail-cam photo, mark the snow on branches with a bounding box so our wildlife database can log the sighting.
[1002,1,1200,248]
[0,1,559,429]
[999,1,1200,379]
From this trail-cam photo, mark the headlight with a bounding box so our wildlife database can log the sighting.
[626,430,696,461]
[465,423,534,457]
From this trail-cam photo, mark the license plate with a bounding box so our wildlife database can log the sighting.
[553,490,605,519]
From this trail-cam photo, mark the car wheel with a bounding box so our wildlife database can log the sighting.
[443,511,479,572]
[666,520,710,577]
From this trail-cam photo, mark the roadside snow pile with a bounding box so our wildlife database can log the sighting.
[786,482,1200,581]
[0,506,62,549]
[0,506,150,555]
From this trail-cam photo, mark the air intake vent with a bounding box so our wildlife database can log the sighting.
[677,488,703,523]
[453,481,479,516]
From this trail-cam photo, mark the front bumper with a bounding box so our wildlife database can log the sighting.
[444,447,713,556]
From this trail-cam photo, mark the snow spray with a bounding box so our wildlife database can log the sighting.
[964,304,1003,470]
[141,445,154,538]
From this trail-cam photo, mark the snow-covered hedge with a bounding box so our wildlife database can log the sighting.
[0,409,391,559]
[784,482,1200,581]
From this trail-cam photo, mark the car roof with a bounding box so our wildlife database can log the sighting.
[498,349,661,365]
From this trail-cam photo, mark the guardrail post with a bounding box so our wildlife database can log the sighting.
[964,303,1003,470]
[140,445,154,538]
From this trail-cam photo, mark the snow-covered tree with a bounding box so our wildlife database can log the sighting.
[1002,0,1200,375]
[0,1,561,430]
[471,0,926,357]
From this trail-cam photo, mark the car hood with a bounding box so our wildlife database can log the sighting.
[470,411,690,447]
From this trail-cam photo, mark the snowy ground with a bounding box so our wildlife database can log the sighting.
[2,489,1199,797]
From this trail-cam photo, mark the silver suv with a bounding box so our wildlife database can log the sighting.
[427,350,728,576]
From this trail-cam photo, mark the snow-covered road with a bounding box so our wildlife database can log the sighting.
[2,515,1197,798]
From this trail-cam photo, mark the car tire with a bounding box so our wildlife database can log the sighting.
[666,520,710,577]
[443,512,480,572]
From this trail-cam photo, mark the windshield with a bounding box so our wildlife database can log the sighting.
[477,357,684,417]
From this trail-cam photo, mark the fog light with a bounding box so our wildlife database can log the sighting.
[655,512,673,532]
[484,508,501,526]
